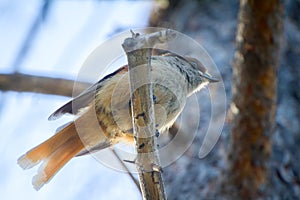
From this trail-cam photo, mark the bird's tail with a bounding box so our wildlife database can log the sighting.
[17,122,85,190]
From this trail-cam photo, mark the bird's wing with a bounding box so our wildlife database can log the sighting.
[48,65,128,121]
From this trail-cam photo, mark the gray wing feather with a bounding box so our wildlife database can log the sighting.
[48,65,128,121]
[48,81,101,121]
[76,142,111,156]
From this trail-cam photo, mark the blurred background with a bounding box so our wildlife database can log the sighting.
[1,0,300,199]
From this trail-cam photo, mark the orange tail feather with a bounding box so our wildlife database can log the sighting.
[18,122,85,190]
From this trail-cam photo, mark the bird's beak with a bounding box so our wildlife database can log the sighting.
[200,71,219,83]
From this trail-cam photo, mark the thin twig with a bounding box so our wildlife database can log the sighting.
[111,149,141,194]
[12,1,52,72]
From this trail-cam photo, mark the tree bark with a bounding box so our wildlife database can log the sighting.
[224,0,283,199]
[122,30,175,200]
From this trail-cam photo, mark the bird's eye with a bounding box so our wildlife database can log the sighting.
[191,61,197,68]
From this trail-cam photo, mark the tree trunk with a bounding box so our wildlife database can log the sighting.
[224,0,283,199]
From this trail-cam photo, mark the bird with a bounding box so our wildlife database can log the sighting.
[17,51,218,190]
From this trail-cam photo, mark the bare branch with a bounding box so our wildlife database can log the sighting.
[0,73,90,97]
[122,30,175,199]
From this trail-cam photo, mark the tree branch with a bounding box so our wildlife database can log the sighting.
[122,30,175,199]
[0,73,90,97]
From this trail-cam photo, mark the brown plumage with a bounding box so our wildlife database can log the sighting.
[18,54,218,190]
[18,122,83,190]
